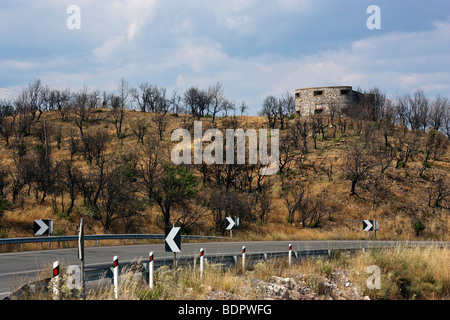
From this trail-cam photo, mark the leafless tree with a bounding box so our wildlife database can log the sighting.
[109,77,129,138]
[289,118,308,153]
[184,87,201,119]
[401,89,430,132]
[26,79,46,121]
[137,137,164,204]
[221,98,235,117]
[209,188,252,233]
[80,130,110,165]
[131,118,150,144]
[260,95,278,129]
[169,89,182,116]
[14,91,32,137]
[208,82,225,122]
[130,82,152,113]
[419,130,448,176]
[298,194,326,228]
[445,106,450,138]
[59,160,81,215]
[240,101,248,116]
[252,184,273,223]
[173,195,209,232]
[379,98,397,147]
[429,95,448,132]
[53,89,72,121]
[151,87,170,140]
[33,138,55,204]
[278,133,299,177]
[341,139,377,195]
[0,100,15,146]
[278,91,295,129]
[310,113,328,149]
[428,174,449,208]
[393,130,420,169]
[72,87,97,137]
[280,179,306,224]
[368,86,386,122]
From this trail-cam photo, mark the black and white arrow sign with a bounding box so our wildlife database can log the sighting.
[363,220,374,232]
[165,227,181,253]
[226,217,236,230]
[34,219,53,236]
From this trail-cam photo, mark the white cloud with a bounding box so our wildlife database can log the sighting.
[1,1,449,113]
[92,0,160,62]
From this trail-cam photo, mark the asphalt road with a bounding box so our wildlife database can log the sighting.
[1,239,448,299]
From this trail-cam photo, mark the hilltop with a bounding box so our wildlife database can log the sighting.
[0,108,449,243]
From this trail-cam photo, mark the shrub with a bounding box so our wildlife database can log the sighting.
[413,220,426,237]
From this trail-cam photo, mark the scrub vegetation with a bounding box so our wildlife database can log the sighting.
[12,246,450,300]
[0,79,449,248]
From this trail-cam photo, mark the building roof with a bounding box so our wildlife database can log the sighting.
[295,86,353,91]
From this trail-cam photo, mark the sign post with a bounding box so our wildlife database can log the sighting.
[374,220,379,239]
[78,218,85,299]
[226,217,236,238]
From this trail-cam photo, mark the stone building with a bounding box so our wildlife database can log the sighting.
[295,86,373,117]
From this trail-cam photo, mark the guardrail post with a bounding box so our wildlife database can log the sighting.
[113,255,119,299]
[149,252,154,289]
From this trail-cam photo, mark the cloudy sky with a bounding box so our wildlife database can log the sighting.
[0,0,449,114]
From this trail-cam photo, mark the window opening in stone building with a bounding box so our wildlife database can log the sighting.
[313,91,323,96]
[340,89,350,95]
[314,108,324,114]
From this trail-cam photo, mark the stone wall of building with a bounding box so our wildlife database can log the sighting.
[295,86,368,117]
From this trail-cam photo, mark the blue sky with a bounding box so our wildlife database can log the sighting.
[0,0,449,115]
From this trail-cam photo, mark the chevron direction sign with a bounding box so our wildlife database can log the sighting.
[363,220,379,232]
[363,220,374,232]
[34,219,53,236]
[226,216,240,230]
[165,227,181,253]
[226,217,236,230]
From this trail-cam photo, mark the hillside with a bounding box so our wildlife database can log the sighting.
[0,108,449,244]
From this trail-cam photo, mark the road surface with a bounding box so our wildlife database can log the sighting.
[1,239,448,299]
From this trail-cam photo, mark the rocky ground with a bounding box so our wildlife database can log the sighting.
[207,269,370,300]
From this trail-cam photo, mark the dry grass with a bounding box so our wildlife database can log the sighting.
[11,246,448,300]
[0,110,449,244]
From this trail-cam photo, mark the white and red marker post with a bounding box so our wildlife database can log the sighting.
[288,243,292,266]
[52,260,60,300]
[242,246,246,271]
[113,255,119,299]
[200,248,204,280]
[149,251,154,289]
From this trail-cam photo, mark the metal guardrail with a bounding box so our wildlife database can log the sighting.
[4,243,449,299]
[4,248,342,299]
[0,234,229,251]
